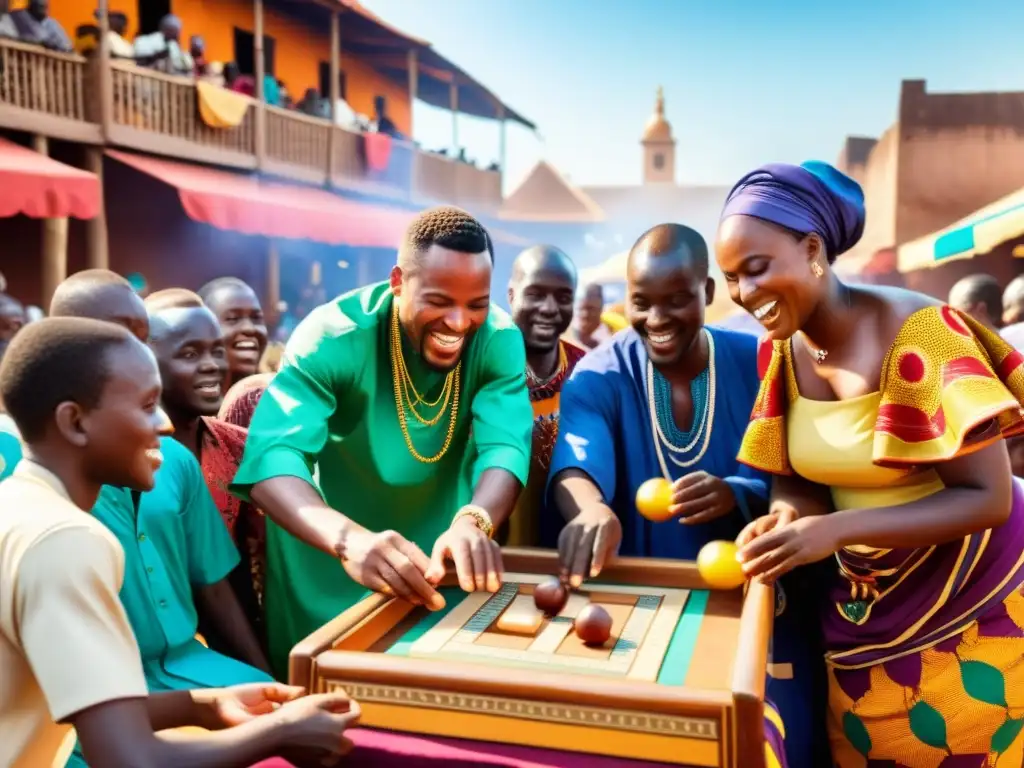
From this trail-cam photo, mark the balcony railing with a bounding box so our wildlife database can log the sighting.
[0,40,503,211]
[0,39,101,142]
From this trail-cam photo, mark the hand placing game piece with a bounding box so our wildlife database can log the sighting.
[533,576,569,615]
[574,603,612,646]
[635,478,673,522]
[426,511,503,593]
[340,527,446,610]
[557,504,623,588]
[696,540,746,589]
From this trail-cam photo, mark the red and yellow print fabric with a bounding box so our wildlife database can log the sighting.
[738,306,1024,475]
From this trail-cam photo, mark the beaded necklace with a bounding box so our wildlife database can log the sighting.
[390,305,460,463]
[526,343,568,388]
[647,329,716,478]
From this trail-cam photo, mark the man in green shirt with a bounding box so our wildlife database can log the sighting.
[232,207,534,675]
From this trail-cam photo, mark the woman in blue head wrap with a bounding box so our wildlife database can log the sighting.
[717,161,1024,766]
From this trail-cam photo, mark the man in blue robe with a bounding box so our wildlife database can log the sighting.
[547,223,828,768]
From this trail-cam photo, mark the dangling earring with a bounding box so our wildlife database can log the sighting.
[811,260,824,279]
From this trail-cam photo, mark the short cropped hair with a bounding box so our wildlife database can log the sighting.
[198,277,253,305]
[0,318,136,441]
[145,288,204,312]
[950,274,1002,322]
[50,269,133,317]
[401,206,493,266]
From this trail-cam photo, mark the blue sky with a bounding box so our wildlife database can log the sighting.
[361,0,1024,193]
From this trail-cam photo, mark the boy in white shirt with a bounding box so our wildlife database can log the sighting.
[0,318,360,768]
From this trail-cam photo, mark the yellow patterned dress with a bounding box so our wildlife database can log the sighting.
[739,306,1024,768]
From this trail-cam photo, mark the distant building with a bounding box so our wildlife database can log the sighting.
[495,89,730,280]
[834,79,1024,296]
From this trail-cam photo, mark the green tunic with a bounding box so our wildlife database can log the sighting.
[232,282,533,675]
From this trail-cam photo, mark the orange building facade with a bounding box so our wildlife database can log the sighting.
[49,0,413,134]
[1,0,531,309]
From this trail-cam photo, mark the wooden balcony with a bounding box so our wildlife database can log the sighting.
[0,39,504,212]
[0,39,102,143]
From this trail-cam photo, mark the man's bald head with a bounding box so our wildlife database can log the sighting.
[627,223,710,281]
[949,274,1002,331]
[51,269,132,316]
[510,245,576,288]
[49,269,149,342]
[1004,275,1024,326]
[145,288,204,313]
[508,245,577,352]
[625,224,714,368]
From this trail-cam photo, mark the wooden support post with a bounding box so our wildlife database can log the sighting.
[449,81,459,155]
[32,135,68,310]
[254,0,266,167]
[327,10,340,186]
[407,47,418,198]
[266,240,280,326]
[85,147,108,270]
[96,0,112,136]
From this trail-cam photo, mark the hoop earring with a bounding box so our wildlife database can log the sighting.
[811,261,824,279]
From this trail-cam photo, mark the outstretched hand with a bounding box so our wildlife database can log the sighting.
[557,504,622,588]
[210,682,307,728]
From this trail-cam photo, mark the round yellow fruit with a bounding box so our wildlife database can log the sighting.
[697,540,745,589]
[635,478,674,522]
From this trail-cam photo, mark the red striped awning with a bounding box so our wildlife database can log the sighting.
[106,150,415,248]
[0,137,99,219]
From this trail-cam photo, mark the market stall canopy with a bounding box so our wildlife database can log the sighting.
[0,136,99,219]
[108,150,415,247]
[108,150,527,248]
[292,0,534,128]
[898,186,1024,273]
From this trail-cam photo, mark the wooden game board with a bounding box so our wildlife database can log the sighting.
[407,576,689,680]
[290,548,774,768]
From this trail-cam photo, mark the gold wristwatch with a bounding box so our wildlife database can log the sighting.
[454,504,494,538]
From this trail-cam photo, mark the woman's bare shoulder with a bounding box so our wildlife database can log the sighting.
[857,284,941,338]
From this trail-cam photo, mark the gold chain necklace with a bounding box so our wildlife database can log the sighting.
[391,306,455,425]
[390,305,460,462]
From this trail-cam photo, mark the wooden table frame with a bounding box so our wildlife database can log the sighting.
[290,548,774,768]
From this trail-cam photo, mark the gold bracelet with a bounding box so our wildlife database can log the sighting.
[454,505,494,538]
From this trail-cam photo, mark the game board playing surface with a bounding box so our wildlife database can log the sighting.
[369,573,708,685]
[297,551,771,767]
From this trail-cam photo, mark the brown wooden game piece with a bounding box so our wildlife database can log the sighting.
[533,576,569,615]
[574,603,612,646]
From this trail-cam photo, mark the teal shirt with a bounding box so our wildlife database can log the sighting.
[68,437,270,768]
[232,282,533,675]
[0,414,21,482]
[90,437,265,688]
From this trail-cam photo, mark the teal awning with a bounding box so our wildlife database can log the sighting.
[898,186,1024,272]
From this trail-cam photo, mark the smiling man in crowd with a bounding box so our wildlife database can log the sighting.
[231,206,534,676]
[504,245,586,546]
[198,277,268,390]
[547,222,826,767]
